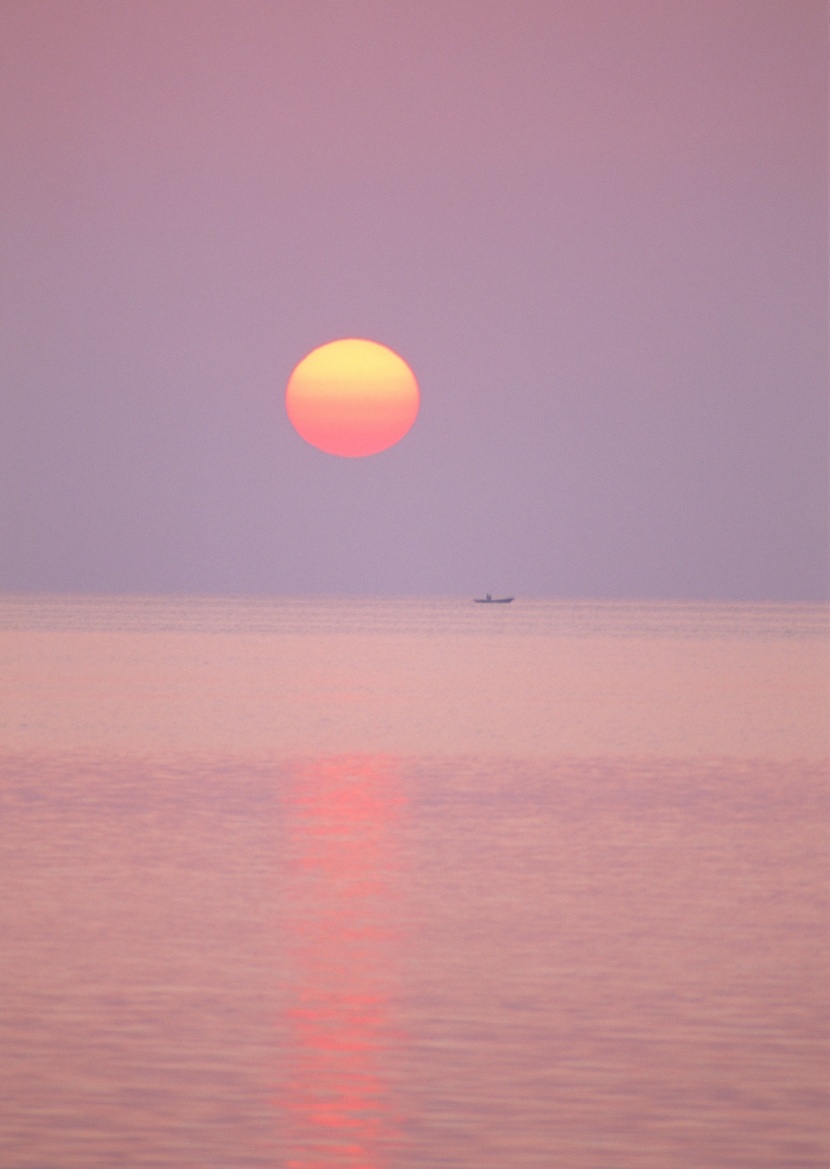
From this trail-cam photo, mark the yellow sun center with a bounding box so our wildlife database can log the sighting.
[285,338,420,458]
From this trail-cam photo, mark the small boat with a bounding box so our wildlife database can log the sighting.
[474,593,514,604]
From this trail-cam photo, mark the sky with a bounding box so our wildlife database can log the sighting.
[1,0,826,599]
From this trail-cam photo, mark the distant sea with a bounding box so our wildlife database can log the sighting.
[0,596,827,1167]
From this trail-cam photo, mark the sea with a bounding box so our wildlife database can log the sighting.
[0,595,827,1168]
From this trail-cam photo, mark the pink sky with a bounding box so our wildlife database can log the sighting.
[1,0,826,597]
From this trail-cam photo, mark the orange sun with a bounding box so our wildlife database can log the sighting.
[285,338,419,458]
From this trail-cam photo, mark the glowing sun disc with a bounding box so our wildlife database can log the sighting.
[285,338,420,457]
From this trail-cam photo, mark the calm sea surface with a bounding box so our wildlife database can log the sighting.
[0,596,827,1167]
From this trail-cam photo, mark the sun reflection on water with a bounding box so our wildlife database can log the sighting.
[277,755,407,1168]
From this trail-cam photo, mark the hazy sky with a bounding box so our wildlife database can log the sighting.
[2,0,826,598]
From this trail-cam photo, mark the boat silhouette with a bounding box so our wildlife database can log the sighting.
[474,593,514,604]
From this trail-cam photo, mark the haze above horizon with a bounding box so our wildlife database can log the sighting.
[1,0,826,600]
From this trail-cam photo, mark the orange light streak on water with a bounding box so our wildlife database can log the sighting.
[276,756,406,1168]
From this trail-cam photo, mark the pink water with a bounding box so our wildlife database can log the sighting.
[0,597,827,1166]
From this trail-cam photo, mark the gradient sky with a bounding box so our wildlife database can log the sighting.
[1,0,826,598]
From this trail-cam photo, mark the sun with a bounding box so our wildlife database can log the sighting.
[285,338,420,458]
